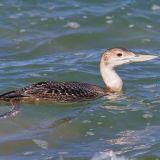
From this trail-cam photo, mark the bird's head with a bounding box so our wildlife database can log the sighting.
[101,47,157,68]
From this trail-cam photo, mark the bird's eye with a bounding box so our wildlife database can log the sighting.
[117,53,122,57]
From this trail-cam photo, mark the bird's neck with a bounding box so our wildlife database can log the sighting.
[100,61,123,92]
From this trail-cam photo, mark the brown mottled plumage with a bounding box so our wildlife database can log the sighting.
[0,81,105,102]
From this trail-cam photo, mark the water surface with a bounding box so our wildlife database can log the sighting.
[0,0,160,159]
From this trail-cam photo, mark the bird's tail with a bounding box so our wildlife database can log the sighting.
[0,90,24,101]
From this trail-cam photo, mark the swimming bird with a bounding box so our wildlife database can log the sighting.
[0,47,157,118]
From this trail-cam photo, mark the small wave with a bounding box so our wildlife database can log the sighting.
[91,150,127,160]
[151,4,160,11]
[64,22,80,29]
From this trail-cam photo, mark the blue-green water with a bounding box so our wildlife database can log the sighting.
[0,0,160,159]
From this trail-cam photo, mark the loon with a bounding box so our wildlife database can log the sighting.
[0,47,157,118]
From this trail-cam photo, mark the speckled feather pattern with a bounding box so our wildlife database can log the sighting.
[0,82,105,102]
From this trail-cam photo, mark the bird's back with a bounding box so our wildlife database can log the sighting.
[0,81,105,102]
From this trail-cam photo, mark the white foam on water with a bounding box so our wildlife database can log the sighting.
[40,17,48,21]
[32,139,48,150]
[105,16,113,20]
[64,22,80,29]
[141,38,151,43]
[91,151,127,160]
[59,16,65,20]
[146,24,152,28]
[48,5,55,10]
[30,21,37,25]
[129,24,135,28]
[82,119,91,123]
[106,20,113,24]
[126,13,132,16]
[19,29,26,33]
[86,131,95,136]
[83,15,88,19]
[151,4,160,10]
[23,151,33,156]
[97,122,103,125]
[44,156,54,160]
[142,113,153,119]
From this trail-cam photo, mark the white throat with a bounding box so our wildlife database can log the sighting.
[100,61,123,92]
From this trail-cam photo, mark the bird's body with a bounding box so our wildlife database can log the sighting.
[0,47,157,118]
[0,81,105,102]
